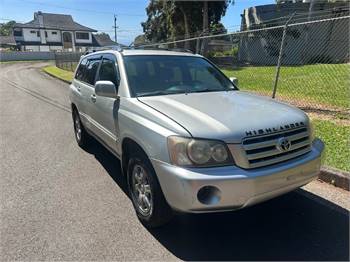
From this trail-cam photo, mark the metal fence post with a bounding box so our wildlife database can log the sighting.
[272,13,296,99]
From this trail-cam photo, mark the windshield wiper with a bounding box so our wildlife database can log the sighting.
[190,88,222,93]
[137,90,186,97]
[191,88,236,94]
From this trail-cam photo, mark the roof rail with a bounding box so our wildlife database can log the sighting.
[131,45,194,54]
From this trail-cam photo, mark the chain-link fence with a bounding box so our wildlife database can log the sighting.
[55,15,349,113]
[140,15,349,113]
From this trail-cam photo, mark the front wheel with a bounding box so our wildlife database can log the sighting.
[127,151,173,228]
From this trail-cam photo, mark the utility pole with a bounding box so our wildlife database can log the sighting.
[113,14,118,43]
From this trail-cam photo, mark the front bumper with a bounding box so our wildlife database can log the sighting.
[151,139,324,213]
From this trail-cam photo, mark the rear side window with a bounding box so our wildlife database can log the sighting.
[97,55,120,88]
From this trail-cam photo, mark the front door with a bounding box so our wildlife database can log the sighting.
[89,53,120,153]
[62,32,73,50]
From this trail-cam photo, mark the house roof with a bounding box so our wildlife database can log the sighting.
[92,34,117,47]
[0,35,17,46]
[14,11,97,32]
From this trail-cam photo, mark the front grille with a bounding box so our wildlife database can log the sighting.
[234,127,311,169]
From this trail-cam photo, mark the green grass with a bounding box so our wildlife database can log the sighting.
[222,63,350,109]
[313,119,350,172]
[42,65,74,83]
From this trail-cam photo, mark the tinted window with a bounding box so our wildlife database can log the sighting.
[85,55,101,85]
[123,56,235,97]
[75,57,88,82]
[97,55,119,87]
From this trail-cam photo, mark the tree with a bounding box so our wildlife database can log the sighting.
[141,0,233,51]
[134,34,147,46]
[0,20,16,36]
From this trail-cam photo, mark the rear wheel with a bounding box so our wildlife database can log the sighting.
[127,150,173,228]
[72,109,91,148]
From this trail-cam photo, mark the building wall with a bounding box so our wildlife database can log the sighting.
[22,28,41,42]
[0,51,55,61]
[238,3,350,65]
[43,29,61,42]
[16,28,93,52]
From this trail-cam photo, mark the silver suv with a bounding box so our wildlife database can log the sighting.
[69,49,324,227]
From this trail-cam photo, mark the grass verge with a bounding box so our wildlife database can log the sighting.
[42,65,74,83]
[313,119,350,172]
[222,63,350,109]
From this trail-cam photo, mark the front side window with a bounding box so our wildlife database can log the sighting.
[85,55,101,85]
[75,57,88,82]
[97,55,120,88]
[75,55,101,85]
[123,55,236,97]
[76,32,89,40]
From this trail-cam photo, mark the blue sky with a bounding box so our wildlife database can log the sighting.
[0,0,274,45]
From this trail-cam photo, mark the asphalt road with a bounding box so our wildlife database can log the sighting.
[0,62,349,261]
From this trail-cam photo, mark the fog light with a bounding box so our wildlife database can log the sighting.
[197,186,221,205]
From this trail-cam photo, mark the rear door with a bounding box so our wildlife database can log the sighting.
[89,53,120,152]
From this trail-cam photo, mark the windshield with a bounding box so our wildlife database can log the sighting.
[123,55,236,97]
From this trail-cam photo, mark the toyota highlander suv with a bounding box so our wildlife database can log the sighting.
[69,49,324,227]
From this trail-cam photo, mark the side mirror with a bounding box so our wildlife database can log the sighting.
[95,81,118,99]
[229,77,238,86]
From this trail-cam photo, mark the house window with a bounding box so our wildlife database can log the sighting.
[45,31,48,37]
[37,31,40,37]
[51,31,57,35]
[13,29,22,36]
[76,32,89,40]
[30,30,36,34]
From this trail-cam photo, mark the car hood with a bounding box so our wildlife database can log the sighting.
[138,91,309,143]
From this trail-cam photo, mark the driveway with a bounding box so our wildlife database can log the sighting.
[0,62,349,261]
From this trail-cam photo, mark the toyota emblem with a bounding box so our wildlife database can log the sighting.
[277,137,291,152]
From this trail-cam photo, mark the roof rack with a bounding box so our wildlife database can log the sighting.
[84,45,123,55]
[83,45,195,55]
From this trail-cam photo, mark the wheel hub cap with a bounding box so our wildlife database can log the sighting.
[132,165,153,216]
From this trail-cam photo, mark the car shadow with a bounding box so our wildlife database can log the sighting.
[85,139,349,261]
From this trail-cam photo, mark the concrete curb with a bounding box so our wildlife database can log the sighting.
[319,167,350,191]
[42,68,72,84]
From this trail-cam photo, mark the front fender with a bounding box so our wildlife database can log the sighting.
[118,98,190,162]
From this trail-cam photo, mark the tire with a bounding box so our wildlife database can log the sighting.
[127,149,173,228]
[72,109,91,149]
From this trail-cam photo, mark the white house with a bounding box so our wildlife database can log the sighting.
[13,11,97,52]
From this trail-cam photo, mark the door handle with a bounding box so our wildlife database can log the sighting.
[91,94,96,103]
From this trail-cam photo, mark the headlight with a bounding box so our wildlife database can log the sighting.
[167,136,234,167]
